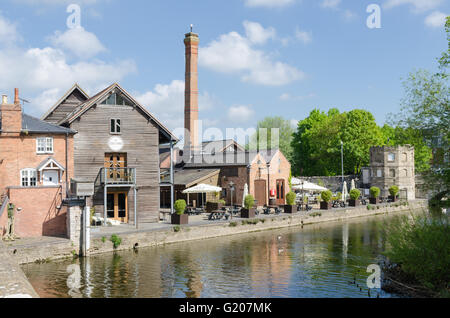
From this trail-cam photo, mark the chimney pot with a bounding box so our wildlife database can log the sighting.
[2,95,7,105]
[14,88,19,105]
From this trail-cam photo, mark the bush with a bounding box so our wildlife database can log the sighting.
[321,190,332,203]
[286,192,296,205]
[244,195,255,210]
[110,234,122,249]
[173,225,181,232]
[389,185,400,197]
[383,214,450,296]
[349,189,361,200]
[370,186,381,198]
[174,199,187,215]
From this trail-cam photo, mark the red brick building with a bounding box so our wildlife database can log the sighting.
[0,89,75,238]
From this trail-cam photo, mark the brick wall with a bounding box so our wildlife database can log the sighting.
[8,186,67,238]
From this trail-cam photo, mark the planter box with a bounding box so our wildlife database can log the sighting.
[349,199,360,207]
[241,208,256,218]
[369,197,379,205]
[320,202,332,210]
[171,213,189,225]
[389,196,397,202]
[284,205,297,213]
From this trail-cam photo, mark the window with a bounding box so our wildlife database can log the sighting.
[377,169,383,177]
[36,137,53,154]
[21,169,37,187]
[389,169,396,178]
[388,153,395,162]
[110,119,121,134]
[101,93,133,106]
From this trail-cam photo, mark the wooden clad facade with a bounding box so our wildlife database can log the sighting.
[43,83,177,224]
[42,85,89,124]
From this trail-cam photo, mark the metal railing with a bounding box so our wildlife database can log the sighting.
[98,167,136,185]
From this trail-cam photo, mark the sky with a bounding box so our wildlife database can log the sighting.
[0,0,448,143]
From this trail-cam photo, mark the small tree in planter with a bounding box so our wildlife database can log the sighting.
[172,199,188,225]
[241,195,256,218]
[284,191,297,213]
[349,189,361,207]
[369,187,381,204]
[320,190,333,210]
[389,185,399,202]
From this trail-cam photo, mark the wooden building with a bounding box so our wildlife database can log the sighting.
[42,83,178,224]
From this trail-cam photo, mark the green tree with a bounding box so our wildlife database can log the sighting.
[248,116,294,161]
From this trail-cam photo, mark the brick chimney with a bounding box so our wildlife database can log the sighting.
[184,30,200,157]
[1,88,22,135]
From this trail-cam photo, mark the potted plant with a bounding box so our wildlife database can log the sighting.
[320,190,333,210]
[284,191,297,213]
[171,199,188,225]
[389,185,399,202]
[349,189,361,207]
[241,195,256,218]
[369,186,381,204]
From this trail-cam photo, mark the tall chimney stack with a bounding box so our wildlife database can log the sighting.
[0,89,22,135]
[14,88,20,105]
[184,29,200,157]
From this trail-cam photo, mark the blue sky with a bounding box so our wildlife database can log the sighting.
[0,0,448,141]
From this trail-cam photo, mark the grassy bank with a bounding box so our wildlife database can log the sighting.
[381,212,450,297]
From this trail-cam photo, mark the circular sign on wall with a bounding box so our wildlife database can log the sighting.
[108,136,124,152]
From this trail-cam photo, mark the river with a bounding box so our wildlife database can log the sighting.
[22,212,411,298]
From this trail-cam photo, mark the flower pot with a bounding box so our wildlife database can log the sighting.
[241,208,256,218]
[320,201,332,210]
[349,199,360,207]
[171,213,189,225]
[284,205,297,213]
[389,196,397,202]
[369,197,379,205]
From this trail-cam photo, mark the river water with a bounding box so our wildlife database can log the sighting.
[22,213,410,298]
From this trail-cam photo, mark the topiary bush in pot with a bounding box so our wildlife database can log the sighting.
[172,199,188,225]
[320,190,333,210]
[389,185,399,202]
[241,195,256,218]
[349,189,361,207]
[369,187,381,204]
[284,191,297,213]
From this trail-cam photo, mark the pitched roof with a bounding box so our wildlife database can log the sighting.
[183,151,261,168]
[201,139,245,154]
[57,83,178,142]
[0,111,76,134]
[41,83,89,121]
[171,168,220,187]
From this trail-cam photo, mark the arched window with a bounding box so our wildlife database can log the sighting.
[21,169,37,187]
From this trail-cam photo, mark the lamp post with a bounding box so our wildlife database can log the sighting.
[229,181,235,219]
[340,140,344,184]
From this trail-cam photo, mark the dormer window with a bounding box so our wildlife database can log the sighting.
[110,119,121,134]
[37,137,53,154]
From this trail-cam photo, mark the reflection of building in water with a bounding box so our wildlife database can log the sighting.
[342,222,349,263]
[250,236,292,295]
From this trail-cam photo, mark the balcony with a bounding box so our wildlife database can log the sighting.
[97,168,136,186]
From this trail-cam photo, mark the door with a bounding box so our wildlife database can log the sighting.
[43,170,59,186]
[105,153,127,182]
[254,180,267,207]
[106,192,128,223]
[276,179,285,205]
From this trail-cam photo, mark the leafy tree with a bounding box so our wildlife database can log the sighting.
[248,116,294,162]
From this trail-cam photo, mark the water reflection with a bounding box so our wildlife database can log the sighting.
[22,213,409,298]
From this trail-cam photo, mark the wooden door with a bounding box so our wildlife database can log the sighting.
[106,192,128,223]
[276,179,285,205]
[105,153,127,181]
[254,180,267,207]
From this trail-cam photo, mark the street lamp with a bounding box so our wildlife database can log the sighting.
[229,181,235,216]
[340,140,344,184]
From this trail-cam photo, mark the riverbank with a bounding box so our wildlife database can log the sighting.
[3,200,427,266]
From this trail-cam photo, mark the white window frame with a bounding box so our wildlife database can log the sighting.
[110,118,121,134]
[21,168,37,187]
[36,137,54,154]
[387,153,396,162]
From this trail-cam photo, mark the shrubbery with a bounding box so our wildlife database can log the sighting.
[349,189,361,200]
[286,192,296,205]
[321,190,332,203]
[370,186,380,198]
[389,185,399,197]
[174,199,187,215]
[244,195,255,210]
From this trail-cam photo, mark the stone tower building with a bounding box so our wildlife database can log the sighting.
[369,145,415,200]
[184,31,200,157]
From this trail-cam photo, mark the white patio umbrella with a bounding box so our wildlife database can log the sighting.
[350,179,356,191]
[292,181,328,192]
[290,177,302,186]
[242,183,249,207]
[342,181,348,202]
[183,184,222,207]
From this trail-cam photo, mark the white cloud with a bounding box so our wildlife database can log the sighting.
[279,92,315,101]
[49,27,106,59]
[383,0,444,13]
[243,20,276,45]
[425,11,448,28]
[244,0,296,8]
[227,105,255,123]
[295,27,312,44]
[200,23,304,86]
[0,14,136,114]
[135,80,215,130]
[321,0,341,9]
[0,15,21,45]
